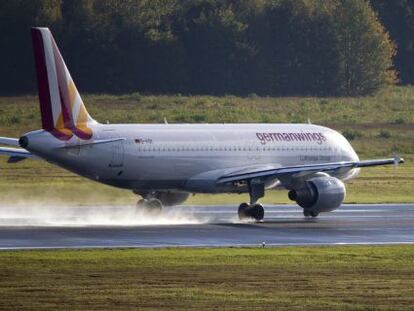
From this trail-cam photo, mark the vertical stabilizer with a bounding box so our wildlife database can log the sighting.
[31,27,95,140]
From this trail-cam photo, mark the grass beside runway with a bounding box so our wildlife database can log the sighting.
[0,246,413,310]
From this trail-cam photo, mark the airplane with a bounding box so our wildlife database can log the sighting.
[0,27,404,221]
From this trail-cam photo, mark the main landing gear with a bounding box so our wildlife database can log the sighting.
[238,203,264,221]
[238,179,265,222]
[303,209,319,218]
[136,198,162,215]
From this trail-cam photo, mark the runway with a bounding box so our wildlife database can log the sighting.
[0,204,413,249]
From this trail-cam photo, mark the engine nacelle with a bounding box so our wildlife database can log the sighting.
[152,191,190,206]
[288,176,346,213]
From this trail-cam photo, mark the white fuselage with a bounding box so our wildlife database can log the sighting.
[23,123,360,194]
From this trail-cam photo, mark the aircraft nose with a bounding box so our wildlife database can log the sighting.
[19,136,29,148]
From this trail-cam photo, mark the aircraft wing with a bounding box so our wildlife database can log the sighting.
[217,157,404,184]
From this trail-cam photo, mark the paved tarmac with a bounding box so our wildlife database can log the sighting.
[0,204,413,249]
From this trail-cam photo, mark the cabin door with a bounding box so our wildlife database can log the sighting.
[109,136,124,168]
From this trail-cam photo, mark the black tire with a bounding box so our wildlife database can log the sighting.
[238,203,250,220]
[251,203,264,221]
[303,209,319,218]
[238,203,264,221]
[136,199,148,209]
[136,198,162,215]
[309,211,319,218]
[146,198,163,215]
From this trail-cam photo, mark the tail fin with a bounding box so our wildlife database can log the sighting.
[31,27,96,140]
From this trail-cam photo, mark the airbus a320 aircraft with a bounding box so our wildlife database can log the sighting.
[0,28,404,221]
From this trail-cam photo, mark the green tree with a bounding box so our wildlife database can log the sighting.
[333,0,396,95]
[0,0,61,94]
[111,0,187,93]
[173,0,254,94]
[371,0,414,84]
[0,0,402,96]
[58,0,98,88]
[261,0,340,95]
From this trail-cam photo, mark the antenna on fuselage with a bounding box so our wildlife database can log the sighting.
[164,117,168,124]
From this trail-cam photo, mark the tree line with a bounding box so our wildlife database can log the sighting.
[0,0,412,97]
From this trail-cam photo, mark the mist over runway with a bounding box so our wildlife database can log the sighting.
[0,204,413,249]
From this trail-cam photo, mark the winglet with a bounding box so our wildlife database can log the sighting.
[393,155,404,166]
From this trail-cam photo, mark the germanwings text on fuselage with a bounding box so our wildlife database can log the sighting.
[256,132,327,145]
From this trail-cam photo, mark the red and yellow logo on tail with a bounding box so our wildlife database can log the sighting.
[32,27,96,141]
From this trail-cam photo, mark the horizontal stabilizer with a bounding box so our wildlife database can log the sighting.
[8,156,27,163]
[0,147,39,162]
[0,137,19,147]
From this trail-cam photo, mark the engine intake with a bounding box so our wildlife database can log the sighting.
[289,176,346,213]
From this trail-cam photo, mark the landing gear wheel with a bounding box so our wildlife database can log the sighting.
[136,198,162,215]
[146,198,162,215]
[238,203,250,220]
[238,203,264,222]
[303,209,319,218]
[136,199,148,209]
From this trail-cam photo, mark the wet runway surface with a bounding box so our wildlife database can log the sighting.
[0,204,413,249]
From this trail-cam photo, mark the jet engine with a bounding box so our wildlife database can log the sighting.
[150,191,190,206]
[288,176,346,214]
